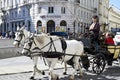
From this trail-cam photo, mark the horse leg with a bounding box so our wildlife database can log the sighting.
[69,57,82,80]
[63,61,67,75]
[74,57,83,78]
[30,56,45,79]
[47,58,59,80]
[30,56,38,79]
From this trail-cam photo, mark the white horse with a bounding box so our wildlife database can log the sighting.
[13,27,46,79]
[13,27,68,79]
[21,33,84,80]
[13,26,31,47]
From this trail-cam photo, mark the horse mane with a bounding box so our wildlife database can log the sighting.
[22,28,31,38]
[35,33,59,44]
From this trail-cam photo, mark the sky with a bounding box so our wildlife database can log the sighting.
[109,0,120,9]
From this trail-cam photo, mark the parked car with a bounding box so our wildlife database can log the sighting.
[50,32,68,39]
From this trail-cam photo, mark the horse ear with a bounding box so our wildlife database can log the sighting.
[20,26,25,30]
[28,32,31,37]
[30,33,34,38]
[17,26,20,30]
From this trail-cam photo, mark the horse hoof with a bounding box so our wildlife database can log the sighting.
[79,75,83,79]
[42,71,45,75]
[51,77,59,80]
[69,75,74,80]
[30,76,34,80]
[51,74,59,80]
[56,75,59,80]
[63,72,67,75]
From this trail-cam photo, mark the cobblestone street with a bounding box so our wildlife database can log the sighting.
[0,64,120,80]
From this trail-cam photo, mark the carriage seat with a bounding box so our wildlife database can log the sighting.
[107,45,120,59]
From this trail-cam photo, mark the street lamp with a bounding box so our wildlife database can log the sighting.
[1,8,6,32]
[73,21,76,38]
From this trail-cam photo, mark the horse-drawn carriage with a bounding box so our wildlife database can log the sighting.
[13,27,120,80]
[79,33,120,74]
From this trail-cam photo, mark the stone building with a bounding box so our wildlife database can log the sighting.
[108,5,120,33]
[0,0,99,34]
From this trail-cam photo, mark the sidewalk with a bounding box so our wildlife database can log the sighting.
[0,56,67,75]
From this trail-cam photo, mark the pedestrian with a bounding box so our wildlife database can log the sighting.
[12,32,15,39]
[89,15,100,51]
[9,31,12,39]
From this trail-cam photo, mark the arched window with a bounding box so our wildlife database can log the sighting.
[47,20,55,33]
[60,20,67,32]
[37,20,42,33]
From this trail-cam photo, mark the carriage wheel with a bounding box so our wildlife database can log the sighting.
[92,53,106,74]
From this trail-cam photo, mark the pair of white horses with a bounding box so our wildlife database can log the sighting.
[13,27,84,80]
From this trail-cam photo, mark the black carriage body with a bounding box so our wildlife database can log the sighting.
[79,37,106,74]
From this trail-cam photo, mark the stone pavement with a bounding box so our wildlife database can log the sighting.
[0,56,68,75]
[0,39,14,48]
[0,39,22,59]
[0,56,74,80]
[0,57,120,80]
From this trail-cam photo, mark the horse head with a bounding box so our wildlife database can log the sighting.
[21,34,34,56]
[13,26,30,47]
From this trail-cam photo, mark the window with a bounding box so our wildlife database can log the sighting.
[0,1,2,8]
[81,10,83,17]
[11,12,13,18]
[15,11,17,17]
[19,10,21,17]
[28,20,31,31]
[61,7,66,14]
[75,0,80,3]
[84,11,86,18]
[23,0,26,4]
[38,7,41,13]
[48,7,54,13]
[23,9,25,16]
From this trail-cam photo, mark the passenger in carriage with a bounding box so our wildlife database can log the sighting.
[105,32,115,45]
[89,15,100,51]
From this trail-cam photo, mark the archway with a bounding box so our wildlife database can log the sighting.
[37,20,42,33]
[47,20,55,33]
[60,20,67,32]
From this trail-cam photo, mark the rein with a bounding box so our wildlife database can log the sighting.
[24,37,63,57]
[24,37,82,57]
[30,37,57,53]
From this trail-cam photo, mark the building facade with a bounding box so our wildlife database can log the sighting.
[0,0,99,34]
[98,0,109,32]
[108,5,120,33]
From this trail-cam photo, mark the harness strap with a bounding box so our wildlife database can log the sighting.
[24,48,31,53]
[14,30,25,46]
[48,37,57,52]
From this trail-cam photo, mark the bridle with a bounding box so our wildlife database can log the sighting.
[14,30,25,45]
[23,37,34,54]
